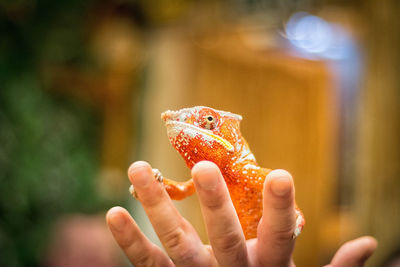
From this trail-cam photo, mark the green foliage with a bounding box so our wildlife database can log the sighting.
[0,0,109,266]
[0,74,105,267]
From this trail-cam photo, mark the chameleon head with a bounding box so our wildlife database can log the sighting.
[161,106,243,168]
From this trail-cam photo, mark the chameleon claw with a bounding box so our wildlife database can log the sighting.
[152,168,164,183]
[292,210,305,239]
[292,227,301,239]
[129,168,164,199]
[129,185,138,199]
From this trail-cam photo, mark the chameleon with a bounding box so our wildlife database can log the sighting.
[131,106,304,239]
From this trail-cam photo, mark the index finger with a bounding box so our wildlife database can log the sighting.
[128,161,210,266]
[256,169,297,267]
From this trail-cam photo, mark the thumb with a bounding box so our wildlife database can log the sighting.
[327,236,377,267]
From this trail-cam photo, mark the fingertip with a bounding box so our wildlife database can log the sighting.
[330,236,378,266]
[127,161,153,186]
[359,236,378,256]
[266,169,294,197]
[344,236,378,252]
[364,236,378,247]
[106,206,129,232]
[192,161,221,190]
[191,161,219,175]
[267,169,293,179]
[107,206,127,217]
[128,161,152,176]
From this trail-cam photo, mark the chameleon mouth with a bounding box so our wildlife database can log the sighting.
[165,121,234,152]
[161,110,181,122]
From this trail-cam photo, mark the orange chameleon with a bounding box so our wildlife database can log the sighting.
[131,106,304,239]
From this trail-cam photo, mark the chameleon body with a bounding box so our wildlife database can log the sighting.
[151,106,304,239]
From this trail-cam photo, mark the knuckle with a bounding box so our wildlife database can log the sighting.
[262,220,295,245]
[164,227,185,250]
[205,199,225,211]
[202,193,226,211]
[126,243,159,267]
[271,227,295,245]
[133,253,155,267]
[163,227,196,262]
[213,230,243,254]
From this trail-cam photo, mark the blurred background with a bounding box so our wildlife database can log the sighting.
[1,0,399,266]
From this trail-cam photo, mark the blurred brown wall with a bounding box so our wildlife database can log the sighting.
[137,27,341,266]
[356,1,400,266]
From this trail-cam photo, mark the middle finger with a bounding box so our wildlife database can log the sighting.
[192,161,248,267]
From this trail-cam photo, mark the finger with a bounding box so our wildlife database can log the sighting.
[128,161,211,266]
[327,236,377,267]
[256,169,296,267]
[106,206,173,267]
[192,161,248,267]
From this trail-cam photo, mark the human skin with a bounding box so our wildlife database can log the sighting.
[106,161,377,267]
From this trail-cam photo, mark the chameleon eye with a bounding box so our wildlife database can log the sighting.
[202,115,216,130]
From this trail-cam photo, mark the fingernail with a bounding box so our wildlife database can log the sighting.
[270,176,292,197]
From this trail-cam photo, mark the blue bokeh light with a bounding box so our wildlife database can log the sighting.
[285,12,353,60]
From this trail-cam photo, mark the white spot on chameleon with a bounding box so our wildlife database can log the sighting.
[243,164,260,170]
[177,184,185,191]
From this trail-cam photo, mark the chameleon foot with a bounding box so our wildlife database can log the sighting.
[292,209,305,239]
[152,168,164,183]
[129,168,164,199]
[129,185,138,199]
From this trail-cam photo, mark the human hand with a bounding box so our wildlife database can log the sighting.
[106,161,377,266]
